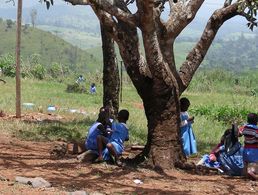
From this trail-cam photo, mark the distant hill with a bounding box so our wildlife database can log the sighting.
[0,19,102,72]
[1,1,258,73]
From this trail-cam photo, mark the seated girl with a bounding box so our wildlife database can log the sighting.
[197,125,244,176]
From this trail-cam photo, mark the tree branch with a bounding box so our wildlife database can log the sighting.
[64,0,137,26]
[178,3,240,94]
[64,0,89,5]
[165,0,204,38]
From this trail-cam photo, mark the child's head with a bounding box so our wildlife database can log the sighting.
[118,109,129,123]
[247,113,258,125]
[97,110,109,126]
[180,97,190,112]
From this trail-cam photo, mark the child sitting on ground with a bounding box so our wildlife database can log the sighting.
[239,113,258,180]
[197,124,244,176]
[85,110,110,153]
[96,109,129,166]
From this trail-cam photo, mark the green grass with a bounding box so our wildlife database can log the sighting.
[1,71,258,155]
[0,76,147,145]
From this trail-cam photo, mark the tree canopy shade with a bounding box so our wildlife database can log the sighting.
[44,0,258,170]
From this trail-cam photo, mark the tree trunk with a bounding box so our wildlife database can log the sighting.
[114,22,185,169]
[138,81,186,169]
[100,23,120,116]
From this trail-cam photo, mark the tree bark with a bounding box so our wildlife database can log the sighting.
[101,23,120,116]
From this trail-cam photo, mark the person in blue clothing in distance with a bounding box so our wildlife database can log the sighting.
[96,109,129,166]
[90,83,96,94]
[180,97,197,157]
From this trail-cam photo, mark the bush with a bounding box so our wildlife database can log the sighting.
[0,54,16,77]
[31,64,46,80]
[191,104,251,125]
[66,83,86,93]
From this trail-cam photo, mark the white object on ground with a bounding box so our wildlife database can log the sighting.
[47,106,56,111]
[22,103,35,109]
[133,179,143,184]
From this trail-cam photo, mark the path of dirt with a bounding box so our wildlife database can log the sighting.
[0,113,257,194]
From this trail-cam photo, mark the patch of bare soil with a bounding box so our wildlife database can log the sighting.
[0,114,257,194]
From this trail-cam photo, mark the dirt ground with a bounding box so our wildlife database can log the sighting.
[0,114,257,194]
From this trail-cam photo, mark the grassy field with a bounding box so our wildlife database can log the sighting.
[0,72,257,155]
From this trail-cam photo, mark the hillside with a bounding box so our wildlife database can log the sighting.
[0,19,102,72]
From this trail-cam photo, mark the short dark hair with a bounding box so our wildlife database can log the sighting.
[180,97,190,106]
[247,113,258,125]
[97,111,108,125]
[118,109,129,121]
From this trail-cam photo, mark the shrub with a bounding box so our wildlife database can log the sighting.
[31,64,46,80]
[66,83,86,93]
[0,54,16,77]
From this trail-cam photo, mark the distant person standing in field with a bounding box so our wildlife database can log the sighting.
[239,113,258,180]
[90,83,96,94]
[180,97,197,156]
[76,75,85,84]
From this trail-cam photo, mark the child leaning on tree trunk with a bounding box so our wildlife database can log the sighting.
[179,97,197,157]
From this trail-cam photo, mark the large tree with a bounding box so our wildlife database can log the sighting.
[46,0,258,169]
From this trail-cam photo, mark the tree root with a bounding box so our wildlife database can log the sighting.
[175,161,222,175]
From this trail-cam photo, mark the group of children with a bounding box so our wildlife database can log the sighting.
[180,97,258,180]
[83,98,257,179]
[85,106,129,166]
[75,75,97,94]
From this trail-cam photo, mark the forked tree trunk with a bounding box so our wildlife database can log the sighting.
[100,23,120,116]
[115,22,185,169]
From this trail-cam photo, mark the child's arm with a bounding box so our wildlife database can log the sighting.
[97,124,108,136]
[209,143,223,162]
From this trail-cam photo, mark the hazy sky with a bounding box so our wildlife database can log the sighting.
[0,0,225,9]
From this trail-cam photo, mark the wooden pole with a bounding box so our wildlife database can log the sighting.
[120,61,123,103]
[15,0,23,118]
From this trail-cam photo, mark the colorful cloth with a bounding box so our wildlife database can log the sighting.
[239,124,258,163]
[218,143,244,176]
[180,111,197,156]
[239,124,258,149]
[85,122,102,151]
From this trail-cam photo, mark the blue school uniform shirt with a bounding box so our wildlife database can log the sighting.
[110,122,129,149]
[85,122,102,151]
[102,122,129,160]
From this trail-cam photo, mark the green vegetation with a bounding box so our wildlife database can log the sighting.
[0,19,102,75]
[37,25,102,49]
[0,69,257,155]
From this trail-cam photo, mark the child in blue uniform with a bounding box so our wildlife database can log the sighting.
[180,97,197,156]
[85,111,109,153]
[97,109,129,166]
